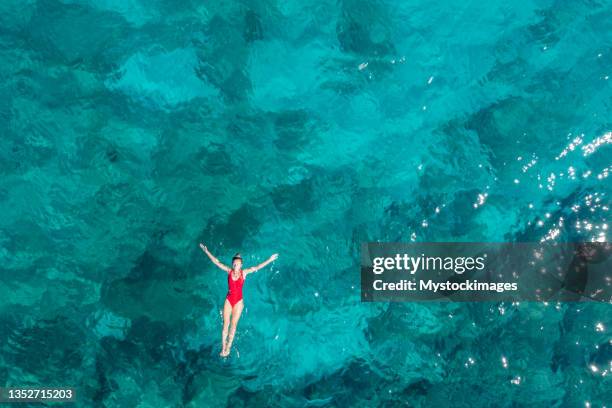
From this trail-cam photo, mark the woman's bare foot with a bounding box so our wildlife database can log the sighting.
[220,346,229,357]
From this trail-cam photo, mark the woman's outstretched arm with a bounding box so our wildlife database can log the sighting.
[199,243,231,273]
[244,253,278,276]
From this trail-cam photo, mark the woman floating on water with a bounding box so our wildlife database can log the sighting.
[200,243,278,357]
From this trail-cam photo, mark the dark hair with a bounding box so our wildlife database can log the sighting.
[232,253,243,262]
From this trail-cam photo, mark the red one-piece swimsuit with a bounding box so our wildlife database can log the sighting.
[226,270,244,306]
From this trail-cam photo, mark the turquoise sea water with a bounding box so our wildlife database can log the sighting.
[1,0,611,406]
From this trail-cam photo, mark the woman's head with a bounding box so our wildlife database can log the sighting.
[232,253,243,270]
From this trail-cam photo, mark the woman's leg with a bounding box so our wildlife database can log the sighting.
[220,299,232,356]
[225,300,244,355]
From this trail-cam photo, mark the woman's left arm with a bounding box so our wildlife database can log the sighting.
[244,253,279,276]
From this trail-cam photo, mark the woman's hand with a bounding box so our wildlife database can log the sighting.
[200,243,231,272]
[244,253,279,275]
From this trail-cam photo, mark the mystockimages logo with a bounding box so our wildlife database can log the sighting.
[361,242,611,302]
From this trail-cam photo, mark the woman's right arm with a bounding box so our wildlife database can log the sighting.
[199,243,230,273]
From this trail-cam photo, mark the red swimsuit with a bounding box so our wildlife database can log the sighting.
[226,270,245,306]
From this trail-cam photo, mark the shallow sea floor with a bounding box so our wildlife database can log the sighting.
[0,0,611,407]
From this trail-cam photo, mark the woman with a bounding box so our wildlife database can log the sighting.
[200,243,278,357]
